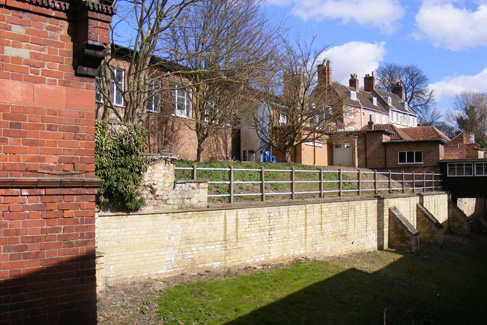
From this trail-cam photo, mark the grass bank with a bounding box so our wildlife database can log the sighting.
[155,234,487,324]
[175,161,357,202]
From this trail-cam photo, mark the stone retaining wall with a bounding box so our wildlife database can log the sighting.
[96,192,448,290]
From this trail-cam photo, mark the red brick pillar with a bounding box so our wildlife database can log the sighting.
[0,1,114,323]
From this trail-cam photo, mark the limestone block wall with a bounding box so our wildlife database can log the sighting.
[417,203,444,247]
[421,193,449,228]
[96,192,448,289]
[456,198,486,219]
[448,200,471,235]
[141,154,207,211]
[389,207,419,253]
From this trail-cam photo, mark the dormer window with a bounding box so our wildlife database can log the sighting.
[372,96,377,106]
[350,90,357,100]
[384,96,392,105]
[469,134,475,144]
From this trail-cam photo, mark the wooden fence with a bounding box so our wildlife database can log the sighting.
[175,166,442,203]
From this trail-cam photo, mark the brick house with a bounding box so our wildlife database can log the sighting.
[244,61,420,167]
[1,0,114,323]
[444,131,481,159]
[355,122,484,174]
[239,60,483,174]
[357,123,450,173]
[96,46,234,161]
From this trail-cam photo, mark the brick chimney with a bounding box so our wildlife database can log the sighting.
[392,82,404,100]
[349,74,359,91]
[364,72,375,91]
[318,60,332,86]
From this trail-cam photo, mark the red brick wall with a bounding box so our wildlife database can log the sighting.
[1,1,113,323]
[357,131,389,169]
[384,142,443,173]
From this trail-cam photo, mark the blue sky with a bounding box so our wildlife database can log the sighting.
[263,0,487,112]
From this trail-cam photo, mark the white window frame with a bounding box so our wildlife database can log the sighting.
[475,162,487,176]
[350,90,357,100]
[448,163,474,177]
[279,112,287,126]
[145,79,161,113]
[398,151,423,164]
[95,75,103,103]
[348,107,353,119]
[305,138,323,147]
[382,114,386,124]
[172,84,192,118]
[111,67,124,107]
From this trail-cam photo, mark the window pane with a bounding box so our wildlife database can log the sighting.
[465,163,473,176]
[481,163,486,176]
[457,164,464,176]
[415,151,422,163]
[451,164,456,175]
[398,152,406,163]
[407,151,414,163]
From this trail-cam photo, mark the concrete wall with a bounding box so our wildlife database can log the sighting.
[96,192,448,289]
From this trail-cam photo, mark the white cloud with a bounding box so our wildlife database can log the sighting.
[414,1,487,50]
[318,41,387,85]
[430,68,487,101]
[266,0,405,34]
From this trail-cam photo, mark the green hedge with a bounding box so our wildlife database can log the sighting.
[95,121,149,212]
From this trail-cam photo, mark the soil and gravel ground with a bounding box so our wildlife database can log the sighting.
[97,263,292,324]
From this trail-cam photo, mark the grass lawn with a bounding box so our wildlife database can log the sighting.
[156,234,487,324]
[175,161,361,202]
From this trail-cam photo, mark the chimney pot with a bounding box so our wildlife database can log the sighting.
[318,60,332,86]
[364,72,375,92]
[349,73,359,91]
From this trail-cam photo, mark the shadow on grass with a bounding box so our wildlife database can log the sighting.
[228,237,487,325]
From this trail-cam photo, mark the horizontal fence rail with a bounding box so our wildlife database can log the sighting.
[175,165,442,203]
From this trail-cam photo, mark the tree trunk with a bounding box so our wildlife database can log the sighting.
[196,139,205,163]
[284,148,292,163]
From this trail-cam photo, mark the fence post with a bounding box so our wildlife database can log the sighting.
[260,166,265,202]
[402,171,405,193]
[358,170,362,196]
[431,172,435,192]
[229,166,234,203]
[192,164,197,180]
[319,168,324,198]
[291,167,295,200]
[388,170,392,194]
[339,168,342,198]
[412,171,415,193]
[423,172,426,192]
[374,170,378,195]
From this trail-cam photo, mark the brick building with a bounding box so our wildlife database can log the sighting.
[241,61,422,167]
[96,46,234,161]
[356,124,485,173]
[1,0,114,323]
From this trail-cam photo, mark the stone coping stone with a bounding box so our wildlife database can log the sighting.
[98,191,448,217]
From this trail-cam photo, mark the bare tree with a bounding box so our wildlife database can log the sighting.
[453,91,487,147]
[97,0,198,125]
[161,0,280,162]
[251,39,342,163]
[376,63,435,122]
